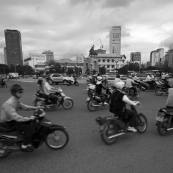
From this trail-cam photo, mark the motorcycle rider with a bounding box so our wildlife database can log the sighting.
[166,88,173,109]
[114,74,121,87]
[126,75,138,97]
[95,76,108,105]
[111,81,140,132]
[0,84,38,152]
[42,76,61,105]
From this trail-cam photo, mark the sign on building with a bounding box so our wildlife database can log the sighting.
[76,56,84,63]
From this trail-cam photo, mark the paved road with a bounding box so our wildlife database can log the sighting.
[0,80,173,173]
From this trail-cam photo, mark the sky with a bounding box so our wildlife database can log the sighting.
[0,0,173,63]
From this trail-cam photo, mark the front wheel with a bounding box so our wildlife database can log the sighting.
[135,113,148,133]
[0,143,11,158]
[34,100,45,107]
[101,123,118,145]
[62,98,74,110]
[45,129,69,150]
[155,87,163,96]
[158,122,168,136]
[87,99,97,112]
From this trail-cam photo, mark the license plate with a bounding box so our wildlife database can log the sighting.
[156,116,163,122]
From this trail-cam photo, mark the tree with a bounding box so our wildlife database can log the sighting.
[99,66,106,75]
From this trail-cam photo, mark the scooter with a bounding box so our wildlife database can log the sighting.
[95,103,147,145]
[87,83,96,97]
[0,79,7,88]
[156,108,173,136]
[33,88,74,110]
[0,109,69,158]
[67,77,79,86]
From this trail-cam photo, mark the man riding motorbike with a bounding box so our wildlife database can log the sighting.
[0,84,38,152]
[126,75,138,97]
[42,77,61,105]
[110,81,140,132]
[95,76,108,105]
[114,74,121,87]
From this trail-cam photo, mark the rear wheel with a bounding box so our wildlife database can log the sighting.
[135,113,147,133]
[87,99,97,112]
[101,123,118,145]
[62,98,74,110]
[45,129,69,150]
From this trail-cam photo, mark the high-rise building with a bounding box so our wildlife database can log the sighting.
[42,50,54,62]
[109,26,121,56]
[130,52,141,63]
[169,43,173,51]
[150,48,164,66]
[4,29,23,66]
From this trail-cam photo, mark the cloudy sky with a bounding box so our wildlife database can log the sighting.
[0,0,173,63]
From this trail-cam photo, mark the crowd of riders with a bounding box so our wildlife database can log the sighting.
[1,71,173,152]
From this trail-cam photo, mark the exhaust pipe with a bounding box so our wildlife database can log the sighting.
[167,127,173,131]
[108,132,125,139]
[92,104,102,107]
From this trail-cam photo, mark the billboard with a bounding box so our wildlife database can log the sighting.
[29,53,46,60]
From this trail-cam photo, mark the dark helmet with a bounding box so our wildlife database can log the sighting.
[116,74,120,78]
[10,84,23,96]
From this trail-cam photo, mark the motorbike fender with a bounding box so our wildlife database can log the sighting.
[63,96,72,101]
[48,125,66,133]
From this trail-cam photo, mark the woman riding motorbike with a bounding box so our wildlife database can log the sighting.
[110,81,140,132]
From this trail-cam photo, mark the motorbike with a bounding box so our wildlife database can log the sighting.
[86,87,113,112]
[33,88,74,110]
[67,77,79,86]
[0,79,7,88]
[155,80,170,96]
[0,109,69,158]
[140,80,158,91]
[95,104,147,145]
[156,108,173,136]
[125,83,140,99]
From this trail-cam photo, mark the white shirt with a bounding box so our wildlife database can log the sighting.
[126,78,134,88]
[114,78,121,87]
[43,82,51,95]
[146,75,151,81]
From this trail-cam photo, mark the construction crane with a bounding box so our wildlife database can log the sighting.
[99,39,103,49]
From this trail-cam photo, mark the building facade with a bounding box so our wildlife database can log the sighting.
[24,53,46,69]
[130,52,141,63]
[169,43,173,50]
[4,29,23,66]
[42,50,54,62]
[0,53,5,64]
[150,48,164,66]
[109,26,121,56]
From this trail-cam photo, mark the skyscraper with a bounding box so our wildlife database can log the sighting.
[109,26,121,56]
[4,29,23,66]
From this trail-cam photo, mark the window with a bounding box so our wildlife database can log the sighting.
[103,59,105,62]
[107,65,110,68]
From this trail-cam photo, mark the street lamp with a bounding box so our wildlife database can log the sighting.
[115,59,120,74]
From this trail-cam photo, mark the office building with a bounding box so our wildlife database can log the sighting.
[109,26,121,56]
[130,52,141,63]
[4,29,23,66]
[42,50,54,62]
[150,48,164,66]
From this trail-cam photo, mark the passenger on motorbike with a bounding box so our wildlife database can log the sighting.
[112,82,140,132]
[126,76,138,97]
[42,77,61,105]
[0,84,38,152]
[114,74,121,87]
[166,88,173,109]
[36,77,52,106]
[95,76,108,105]
[146,74,155,87]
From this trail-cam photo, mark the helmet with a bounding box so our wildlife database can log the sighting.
[10,84,23,96]
[116,82,125,89]
[38,77,43,81]
[97,76,102,81]
[132,74,135,77]
[89,76,92,79]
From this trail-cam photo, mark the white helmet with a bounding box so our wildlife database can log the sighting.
[116,81,125,89]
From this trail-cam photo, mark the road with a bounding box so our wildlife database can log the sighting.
[0,80,173,173]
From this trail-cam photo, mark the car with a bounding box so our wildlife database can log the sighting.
[47,73,74,85]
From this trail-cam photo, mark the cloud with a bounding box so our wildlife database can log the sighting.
[103,0,136,8]
[159,35,173,48]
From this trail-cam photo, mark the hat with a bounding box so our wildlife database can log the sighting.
[116,81,125,89]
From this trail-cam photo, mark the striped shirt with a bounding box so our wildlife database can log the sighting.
[166,88,173,107]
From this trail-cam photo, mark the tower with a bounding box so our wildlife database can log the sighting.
[109,26,121,56]
[4,29,23,66]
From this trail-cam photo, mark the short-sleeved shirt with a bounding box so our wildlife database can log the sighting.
[126,78,134,88]
[166,88,173,107]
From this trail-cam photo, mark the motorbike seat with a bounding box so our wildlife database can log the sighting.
[160,108,173,116]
